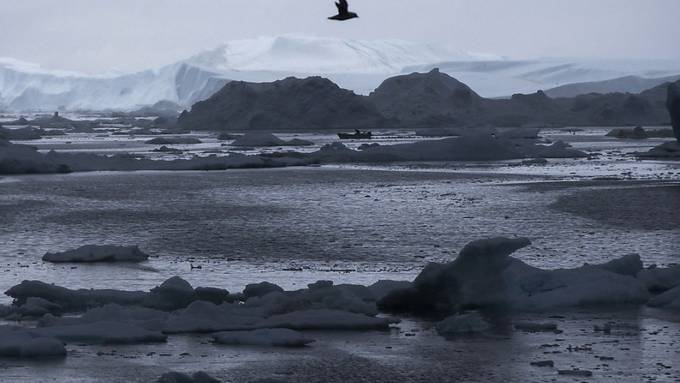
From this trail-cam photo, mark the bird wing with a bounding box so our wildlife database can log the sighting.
[336,0,349,14]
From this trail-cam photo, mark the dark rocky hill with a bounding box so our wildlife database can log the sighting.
[177,70,676,132]
[178,76,388,131]
[369,70,672,128]
[544,74,680,98]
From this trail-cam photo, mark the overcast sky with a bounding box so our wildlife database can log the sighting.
[2,0,679,74]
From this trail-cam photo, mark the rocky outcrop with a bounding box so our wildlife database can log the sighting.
[368,68,483,127]
[638,81,680,159]
[178,76,388,132]
[177,70,674,132]
[368,70,671,129]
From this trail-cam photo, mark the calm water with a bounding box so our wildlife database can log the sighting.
[0,166,678,301]
[2,128,680,382]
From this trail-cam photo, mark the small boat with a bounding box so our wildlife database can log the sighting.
[337,130,372,140]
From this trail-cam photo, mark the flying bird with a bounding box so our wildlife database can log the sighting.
[328,0,359,21]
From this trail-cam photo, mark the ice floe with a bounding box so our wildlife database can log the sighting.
[232,132,313,147]
[310,134,587,164]
[157,371,221,383]
[0,327,66,358]
[30,321,167,345]
[212,328,314,347]
[6,280,148,310]
[378,237,650,314]
[5,235,680,362]
[145,137,202,145]
[6,276,233,313]
[42,245,150,263]
[15,297,62,318]
[1,128,589,175]
[243,281,284,299]
[256,309,395,331]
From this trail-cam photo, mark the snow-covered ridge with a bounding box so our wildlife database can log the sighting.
[2,35,680,112]
[0,57,87,78]
[183,35,478,74]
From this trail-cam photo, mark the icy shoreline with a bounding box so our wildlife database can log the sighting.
[0,130,588,175]
[2,236,680,382]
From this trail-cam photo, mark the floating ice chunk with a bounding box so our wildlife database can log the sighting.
[6,280,147,310]
[6,277,205,312]
[310,134,586,164]
[379,236,649,314]
[594,253,643,276]
[232,133,313,147]
[166,280,390,333]
[164,301,264,333]
[519,158,548,166]
[514,322,559,333]
[193,287,234,305]
[16,297,62,318]
[0,326,66,358]
[558,369,593,377]
[42,245,150,263]
[496,127,541,139]
[212,329,314,347]
[518,265,649,311]
[243,282,284,299]
[143,276,195,311]
[257,309,396,330]
[243,281,379,316]
[530,360,555,368]
[435,311,491,335]
[157,371,221,383]
[39,304,169,332]
[31,321,167,345]
[637,265,680,293]
[0,304,13,318]
[145,137,202,145]
[648,285,680,310]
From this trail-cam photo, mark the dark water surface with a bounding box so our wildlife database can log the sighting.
[1,167,678,299]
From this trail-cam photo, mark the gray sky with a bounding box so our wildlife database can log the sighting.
[2,0,679,74]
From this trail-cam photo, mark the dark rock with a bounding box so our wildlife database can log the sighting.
[606,126,648,139]
[557,369,593,377]
[668,81,680,142]
[638,141,680,159]
[368,70,670,128]
[368,68,482,127]
[530,360,555,368]
[178,76,388,132]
